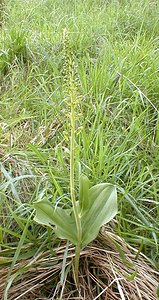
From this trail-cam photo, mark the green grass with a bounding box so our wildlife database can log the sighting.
[0,0,159,297]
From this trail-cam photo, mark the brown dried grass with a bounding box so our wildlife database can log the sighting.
[0,228,158,300]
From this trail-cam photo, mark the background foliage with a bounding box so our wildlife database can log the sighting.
[0,0,159,281]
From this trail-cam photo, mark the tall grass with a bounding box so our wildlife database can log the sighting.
[0,0,159,297]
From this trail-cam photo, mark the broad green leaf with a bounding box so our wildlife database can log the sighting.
[81,183,117,248]
[79,174,90,213]
[34,199,78,245]
[33,183,117,249]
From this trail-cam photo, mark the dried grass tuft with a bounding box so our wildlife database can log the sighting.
[0,228,158,300]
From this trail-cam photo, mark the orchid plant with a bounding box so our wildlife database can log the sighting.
[33,29,117,285]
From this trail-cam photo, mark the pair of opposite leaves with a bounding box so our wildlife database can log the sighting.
[34,175,117,249]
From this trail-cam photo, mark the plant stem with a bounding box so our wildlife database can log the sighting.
[74,242,81,285]
[69,82,82,285]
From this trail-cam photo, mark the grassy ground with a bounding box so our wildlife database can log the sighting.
[0,0,159,299]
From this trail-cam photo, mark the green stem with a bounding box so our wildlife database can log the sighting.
[74,243,81,285]
[70,86,82,285]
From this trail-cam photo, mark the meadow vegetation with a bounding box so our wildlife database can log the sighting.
[0,0,159,299]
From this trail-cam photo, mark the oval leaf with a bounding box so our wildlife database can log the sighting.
[34,199,78,245]
[81,183,117,248]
